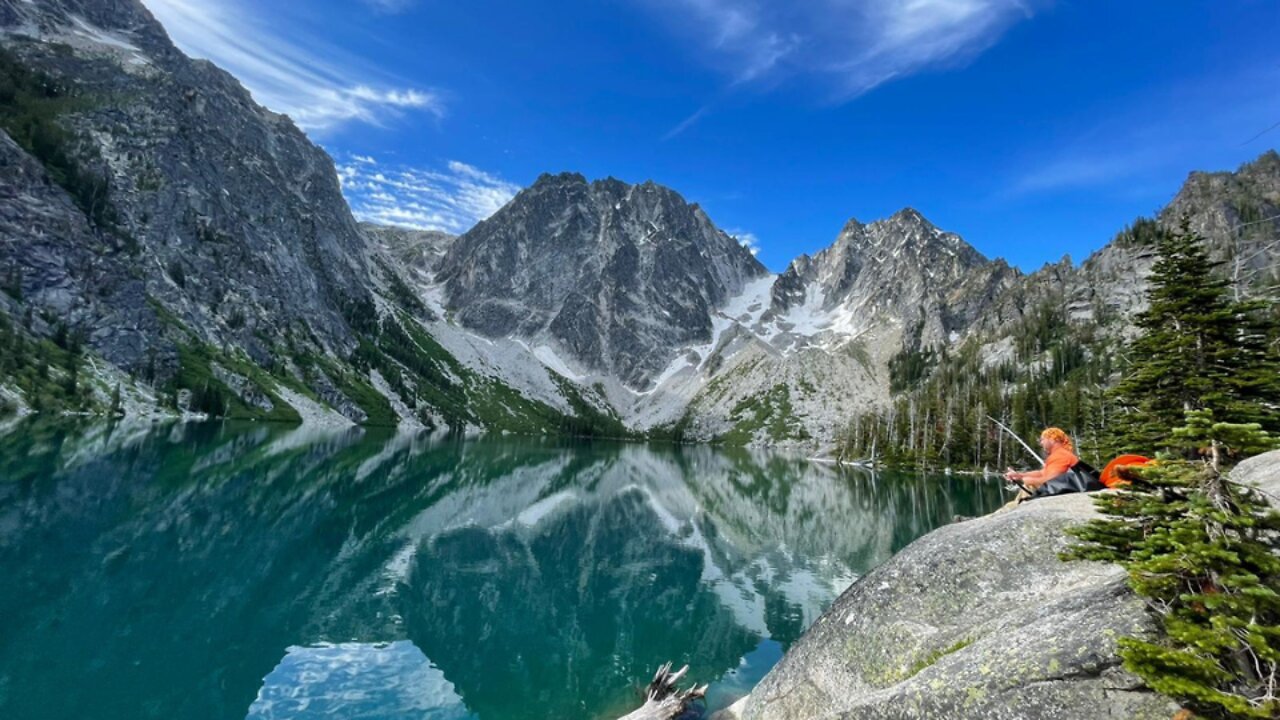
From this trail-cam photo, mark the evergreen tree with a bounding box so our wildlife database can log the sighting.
[1110,221,1280,454]
[1068,411,1280,719]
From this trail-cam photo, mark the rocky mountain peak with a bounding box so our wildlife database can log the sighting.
[437,173,766,388]
[889,206,926,223]
[1159,148,1280,276]
[769,207,1015,351]
[531,171,588,189]
[825,208,987,269]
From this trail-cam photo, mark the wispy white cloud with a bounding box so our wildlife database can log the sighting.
[645,0,1040,112]
[1007,153,1159,196]
[663,104,713,140]
[362,0,419,14]
[1003,64,1280,198]
[673,0,801,83]
[140,0,442,133]
[727,228,762,256]
[827,0,1039,96]
[337,156,521,234]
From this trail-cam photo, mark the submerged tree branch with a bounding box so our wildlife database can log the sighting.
[617,663,707,720]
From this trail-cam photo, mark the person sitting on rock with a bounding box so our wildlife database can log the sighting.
[1004,427,1103,500]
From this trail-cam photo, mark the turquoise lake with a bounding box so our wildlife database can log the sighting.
[0,420,1009,720]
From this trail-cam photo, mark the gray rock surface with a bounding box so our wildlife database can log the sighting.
[770,209,1017,352]
[436,173,766,389]
[362,223,455,275]
[0,129,165,371]
[1,0,374,374]
[1231,449,1280,503]
[724,494,1180,720]
[971,151,1279,353]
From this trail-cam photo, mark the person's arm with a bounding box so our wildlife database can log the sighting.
[1017,468,1052,487]
[1008,451,1075,487]
[1005,468,1051,487]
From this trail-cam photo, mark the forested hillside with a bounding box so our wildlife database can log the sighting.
[835,170,1280,470]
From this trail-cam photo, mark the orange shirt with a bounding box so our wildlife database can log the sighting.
[1043,445,1078,478]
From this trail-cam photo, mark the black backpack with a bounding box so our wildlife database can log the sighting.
[1029,460,1106,499]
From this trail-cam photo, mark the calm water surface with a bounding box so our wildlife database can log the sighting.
[0,420,1009,720]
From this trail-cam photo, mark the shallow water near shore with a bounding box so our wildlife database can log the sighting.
[0,419,1008,720]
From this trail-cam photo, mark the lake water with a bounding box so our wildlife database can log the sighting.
[0,420,1009,720]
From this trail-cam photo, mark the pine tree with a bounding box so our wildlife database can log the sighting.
[1068,410,1280,719]
[1110,221,1280,454]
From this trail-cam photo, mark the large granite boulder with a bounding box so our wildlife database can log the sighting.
[721,493,1182,719]
[1232,449,1280,503]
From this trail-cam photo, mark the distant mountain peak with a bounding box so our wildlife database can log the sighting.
[888,206,927,223]
[437,170,766,388]
[825,207,986,267]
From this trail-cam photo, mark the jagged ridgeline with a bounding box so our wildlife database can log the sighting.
[837,154,1280,468]
[0,0,1277,447]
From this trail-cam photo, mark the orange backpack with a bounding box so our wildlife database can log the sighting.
[1100,454,1153,488]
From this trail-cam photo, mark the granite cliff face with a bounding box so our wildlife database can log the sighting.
[634,209,1017,446]
[1,0,372,374]
[437,173,767,389]
[965,150,1280,377]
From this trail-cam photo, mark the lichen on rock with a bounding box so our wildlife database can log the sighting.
[720,494,1183,719]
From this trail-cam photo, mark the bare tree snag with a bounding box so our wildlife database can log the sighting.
[617,663,707,720]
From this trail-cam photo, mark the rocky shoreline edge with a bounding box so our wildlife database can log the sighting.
[711,450,1280,720]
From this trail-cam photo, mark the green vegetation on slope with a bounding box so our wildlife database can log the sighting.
[0,310,98,415]
[166,344,302,422]
[0,45,121,234]
[837,303,1115,469]
[717,383,812,445]
[348,309,634,437]
[296,353,399,427]
[836,221,1280,470]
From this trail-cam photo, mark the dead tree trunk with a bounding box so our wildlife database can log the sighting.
[617,663,707,720]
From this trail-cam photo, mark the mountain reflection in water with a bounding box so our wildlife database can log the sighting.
[0,419,1007,720]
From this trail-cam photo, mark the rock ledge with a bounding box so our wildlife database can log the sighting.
[721,492,1183,719]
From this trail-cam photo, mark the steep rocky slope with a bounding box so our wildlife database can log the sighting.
[0,0,621,434]
[768,209,1016,352]
[414,192,1025,445]
[977,150,1280,342]
[1,0,370,371]
[362,223,455,285]
[436,173,767,388]
[834,151,1280,466]
[663,210,1018,445]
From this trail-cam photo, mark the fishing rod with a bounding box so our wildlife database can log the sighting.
[987,415,1041,495]
[987,415,1043,463]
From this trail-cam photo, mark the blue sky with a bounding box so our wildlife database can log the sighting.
[140,0,1280,273]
